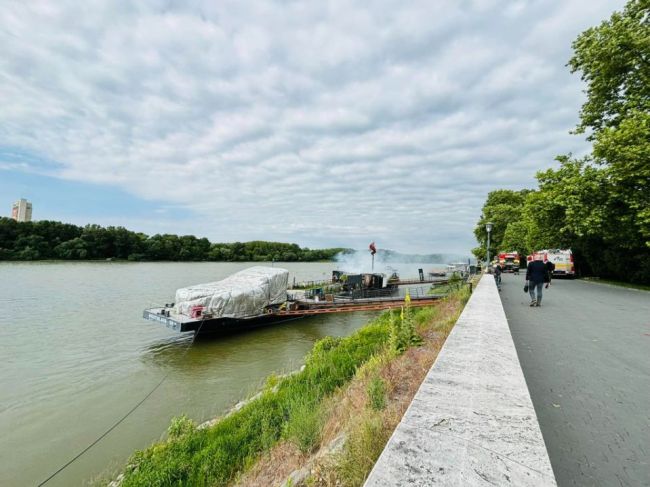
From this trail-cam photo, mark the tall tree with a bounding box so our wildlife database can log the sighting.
[472,189,530,260]
[569,0,650,245]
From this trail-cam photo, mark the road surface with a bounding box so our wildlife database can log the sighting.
[499,273,650,487]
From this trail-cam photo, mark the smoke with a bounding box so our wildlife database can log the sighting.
[333,249,460,278]
[333,250,379,274]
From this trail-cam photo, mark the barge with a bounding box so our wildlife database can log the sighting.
[143,307,306,334]
[143,266,446,336]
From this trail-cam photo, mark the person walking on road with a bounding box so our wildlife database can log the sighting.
[494,263,502,290]
[526,254,547,307]
[545,260,555,288]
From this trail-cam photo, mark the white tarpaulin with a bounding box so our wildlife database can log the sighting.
[174,266,289,318]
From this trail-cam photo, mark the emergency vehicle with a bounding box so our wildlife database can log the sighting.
[497,251,520,273]
[527,249,575,277]
[541,249,575,277]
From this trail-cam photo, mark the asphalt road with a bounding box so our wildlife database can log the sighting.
[498,273,650,487]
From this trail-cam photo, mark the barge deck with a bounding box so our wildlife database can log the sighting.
[144,294,442,335]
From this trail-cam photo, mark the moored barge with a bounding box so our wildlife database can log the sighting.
[143,266,446,336]
[143,307,306,334]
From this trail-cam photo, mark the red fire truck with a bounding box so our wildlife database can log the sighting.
[497,252,520,273]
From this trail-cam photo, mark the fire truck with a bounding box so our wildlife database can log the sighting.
[497,252,520,273]
[541,249,575,277]
[526,249,576,277]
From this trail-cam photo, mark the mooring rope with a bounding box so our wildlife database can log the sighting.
[38,311,209,486]
[37,307,344,485]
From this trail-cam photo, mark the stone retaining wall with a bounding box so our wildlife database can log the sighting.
[364,275,556,486]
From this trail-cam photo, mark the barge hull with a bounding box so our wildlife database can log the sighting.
[143,309,306,335]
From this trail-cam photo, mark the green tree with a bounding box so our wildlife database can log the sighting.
[472,189,530,260]
[0,216,348,263]
[569,0,650,246]
[54,237,89,259]
[569,0,649,136]
[592,111,650,245]
[500,221,530,261]
[473,1,650,283]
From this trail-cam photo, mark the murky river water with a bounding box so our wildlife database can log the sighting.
[0,261,437,486]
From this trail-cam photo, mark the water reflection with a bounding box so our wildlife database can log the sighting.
[142,312,378,375]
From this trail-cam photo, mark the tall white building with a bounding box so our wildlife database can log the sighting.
[11,199,32,222]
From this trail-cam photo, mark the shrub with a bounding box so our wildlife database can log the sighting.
[168,415,196,439]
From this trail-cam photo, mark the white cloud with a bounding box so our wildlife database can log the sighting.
[0,0,626,253]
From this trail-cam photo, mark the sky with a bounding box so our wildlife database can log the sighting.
[0,0,625,254]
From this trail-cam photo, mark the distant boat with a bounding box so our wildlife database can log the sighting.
[446,263,470,276]
[428,269,447,277]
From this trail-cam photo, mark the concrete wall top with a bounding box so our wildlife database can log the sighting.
[364,275,556,486]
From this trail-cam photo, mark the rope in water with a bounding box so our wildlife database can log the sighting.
[37,312,209,486]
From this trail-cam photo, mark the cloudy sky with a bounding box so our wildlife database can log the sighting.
[0,0,624,254]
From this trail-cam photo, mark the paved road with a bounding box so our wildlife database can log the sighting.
[499,274,650,487]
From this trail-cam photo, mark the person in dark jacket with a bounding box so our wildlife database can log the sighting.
[526,255,547,306]
[494,263,502,290]
[545,260,555,288]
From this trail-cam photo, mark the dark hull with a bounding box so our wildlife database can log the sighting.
[193,314,309,336]
[143,309,306,336]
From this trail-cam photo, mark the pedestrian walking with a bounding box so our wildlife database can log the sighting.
[494,263,502,290]
[545,260,555,288]
[526,254,547,307]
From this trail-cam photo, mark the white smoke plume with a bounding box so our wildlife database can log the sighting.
[333,249,460,279]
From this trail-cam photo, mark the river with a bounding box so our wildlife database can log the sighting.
[0,261,439,486]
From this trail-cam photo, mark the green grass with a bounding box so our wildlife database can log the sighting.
[581,277,650,292]
[367,376,387,412]
[117,290,472,487]
[334,410,389,486]
[330,287,470,486]
[284,397,323,454]
[120,312,399,487]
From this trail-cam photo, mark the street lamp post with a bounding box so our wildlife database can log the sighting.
[486,222,493,271]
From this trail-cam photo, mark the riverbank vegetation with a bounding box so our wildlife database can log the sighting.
[473,1,649,285]
[0,218,346,262]
[109,286,470,487]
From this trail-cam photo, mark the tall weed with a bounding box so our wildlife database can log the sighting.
[284,398,323,453]
[367,376,386,411]
[335,412,389,486]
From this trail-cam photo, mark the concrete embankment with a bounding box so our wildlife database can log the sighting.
[364,274,556,486]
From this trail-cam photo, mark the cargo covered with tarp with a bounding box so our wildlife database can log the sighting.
[174,266,289,318]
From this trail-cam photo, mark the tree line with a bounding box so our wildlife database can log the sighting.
[473,1,649,284]
[0,218,347,262]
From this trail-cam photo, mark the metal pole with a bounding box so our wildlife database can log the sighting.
[372,253,374,273]
[487,231,491,270]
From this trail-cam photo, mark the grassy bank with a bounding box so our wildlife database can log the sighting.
[112,287,471,487]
